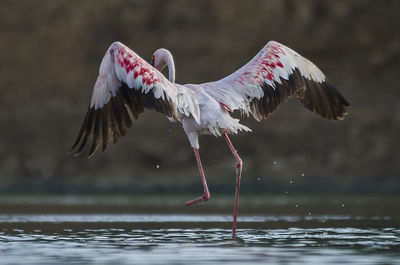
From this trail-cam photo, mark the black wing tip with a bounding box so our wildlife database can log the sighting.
[70,79,177,158]
[68,146,97,159]
[342,98,351,108]
[324,80,350,120]
[70,88,138,159]
[250,69,351,122]
[68,105,99,159]
[87,149,98,159]
[297,77,350,121]
[68,146,76,155]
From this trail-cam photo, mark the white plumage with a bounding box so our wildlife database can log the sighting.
[71,41,349,237]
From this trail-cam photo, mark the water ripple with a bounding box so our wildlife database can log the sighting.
[1,219,400,264]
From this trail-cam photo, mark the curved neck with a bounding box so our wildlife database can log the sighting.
[164,52,175,83]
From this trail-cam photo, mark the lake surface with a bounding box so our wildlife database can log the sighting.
[0,194,399,264]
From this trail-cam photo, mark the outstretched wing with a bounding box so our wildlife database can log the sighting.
[201,41,349,121]
[70,42,199,158]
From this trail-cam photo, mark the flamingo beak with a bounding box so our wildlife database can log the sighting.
[150,56,155,67]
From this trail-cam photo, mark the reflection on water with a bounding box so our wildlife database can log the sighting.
[0,195,399,264]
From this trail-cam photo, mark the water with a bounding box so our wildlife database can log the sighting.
[0,194,399,264]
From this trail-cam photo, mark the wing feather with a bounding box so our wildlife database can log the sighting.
[70,42,199,158]
[201,41,349,121]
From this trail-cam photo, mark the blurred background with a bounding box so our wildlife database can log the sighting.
[0,0,399,195]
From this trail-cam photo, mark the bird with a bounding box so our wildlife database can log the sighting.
[70,40,349,237]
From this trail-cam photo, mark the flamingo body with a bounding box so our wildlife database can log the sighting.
[71,41,349,237]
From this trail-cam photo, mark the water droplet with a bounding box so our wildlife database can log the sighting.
[156,165,160,169]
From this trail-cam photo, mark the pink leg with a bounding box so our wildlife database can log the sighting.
[185,148,211,206]
[223,133,242,238]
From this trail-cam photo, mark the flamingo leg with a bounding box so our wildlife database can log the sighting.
[223,133,242,238]
[185,148,211,206]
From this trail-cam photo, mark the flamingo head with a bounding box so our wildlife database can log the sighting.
[150,48,173,72]
[150,48,175,83]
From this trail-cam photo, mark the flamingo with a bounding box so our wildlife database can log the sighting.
[70,41,349,237]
